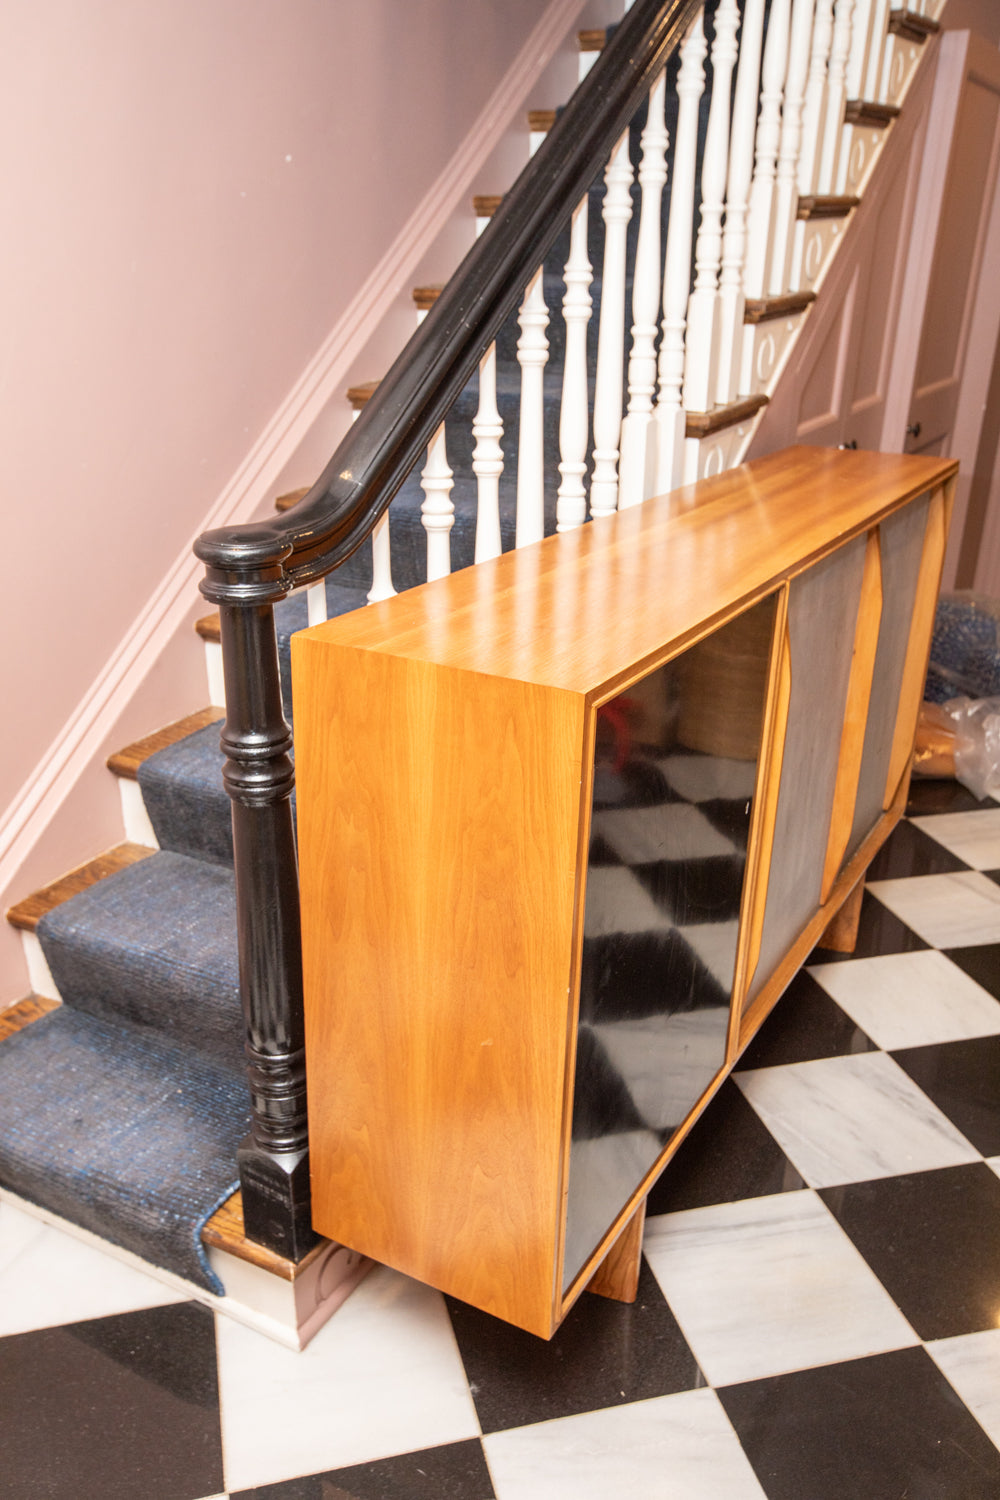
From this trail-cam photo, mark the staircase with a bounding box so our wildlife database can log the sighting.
[0,0,950,1346]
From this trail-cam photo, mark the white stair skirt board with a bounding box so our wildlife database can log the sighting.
[118,776,160,850]
[791,214,850,293]
[837,121,892,198]
[740,308,811,397]
[683,416,761,485]
[0,1186,374,1353]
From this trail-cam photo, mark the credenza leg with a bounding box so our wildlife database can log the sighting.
[817,876,866,953]
[587,1199,646,1304]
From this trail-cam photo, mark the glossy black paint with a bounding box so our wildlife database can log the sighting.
[192,0,703,1255]
[563,600,774,1288]
[218,601,316,1259]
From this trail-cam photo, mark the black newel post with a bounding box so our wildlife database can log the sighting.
[197,538,317,1262]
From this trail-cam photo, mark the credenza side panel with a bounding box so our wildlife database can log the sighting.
[295,637,586,1338]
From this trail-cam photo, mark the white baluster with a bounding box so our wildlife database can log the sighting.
[306,582,327,626]
[473,344,504,563]
[650,12,707,496]
[515,266,549,548]
[817,0,856,193]
[420,422,454,582]
[360,399,396,603]
[619,70,669,508]
[556,196,593,531]
[717,0,767,404]
[863,1,892,126]
[589,131,634,519]
[798,0,835,199]
[768,0,816,296]
[683,0,741,414]
[846,0,888,103]
[743,0,792,301]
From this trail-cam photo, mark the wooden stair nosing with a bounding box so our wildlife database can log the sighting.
[743,290,817,325]
[274,486,311,513]
[473,194,503,219]
[528,108,557,132]
[107,708,224,781]
[195,613,221,644]
[0,994,61,1042]
[685,393,768,440]
[412,285,443,311]
[797,194,860,220]
[202,1190,330,1281]
[844,99,901,128]
[346,379,380,411]
[888,9,940,43]
[6,844,156,933]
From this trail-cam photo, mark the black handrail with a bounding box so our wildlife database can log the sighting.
[194,0,704,1259]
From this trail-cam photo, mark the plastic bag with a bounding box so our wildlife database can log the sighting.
[925,593,1000,704]
[942,696,1000,801]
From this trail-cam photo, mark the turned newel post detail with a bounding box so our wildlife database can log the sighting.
[196,539,317,1262]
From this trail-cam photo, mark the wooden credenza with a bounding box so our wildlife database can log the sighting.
[294,447,956,1338]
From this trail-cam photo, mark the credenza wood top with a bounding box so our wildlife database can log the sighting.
[299,447,957,699]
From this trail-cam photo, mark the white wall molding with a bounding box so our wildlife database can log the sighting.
[0,0,586,902]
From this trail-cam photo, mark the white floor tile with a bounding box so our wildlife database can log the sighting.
[911,809,1000,871]
[927,1329,1000,1449]
[483,1389,767,1500]
[643,1191,917,1386]
[867,871,1000,947]
[0,1199,185,1336]
[217,1263,480,1492]
[735,1052,980,1186]
[808,949,1000,1048]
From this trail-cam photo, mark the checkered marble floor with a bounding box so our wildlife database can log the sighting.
[2,779,999,1499]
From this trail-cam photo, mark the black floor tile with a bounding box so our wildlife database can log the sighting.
[866,817,971,878]
[0,1301,222,1500]
[892,1034,1000,1155]
[718,1345,1000,1500]
[820,1164,1000,1341]
[231,1439,496,1499]
[807,889,929,964]
[735,969,877,1069]
[645,1078,804,1215]
[944,941,1000,1001]
[445,1259,702,1433]
[907,778,998,816]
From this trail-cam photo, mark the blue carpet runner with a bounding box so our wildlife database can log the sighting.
[0,11,725,1292]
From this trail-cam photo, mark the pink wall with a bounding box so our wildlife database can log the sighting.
[0,0,601,999]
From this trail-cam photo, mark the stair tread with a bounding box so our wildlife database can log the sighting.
[685,393,769,439]
[137,722,233,867]
[36,850,242,1070]
[7,844,156,932]
[0,1004,248,1293]
[202,1190,330,1282]
[797,194,860,220]
[888,9,939,42]
[844,99,901,127]
[744,290,817,325]
[108,708,224,781]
